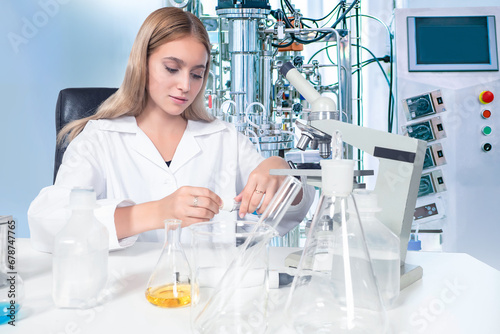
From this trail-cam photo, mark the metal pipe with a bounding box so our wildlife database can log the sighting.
[260,49,273,124]
[217,8,269,131]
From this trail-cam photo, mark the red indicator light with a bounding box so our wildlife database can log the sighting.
[482,109,492,119]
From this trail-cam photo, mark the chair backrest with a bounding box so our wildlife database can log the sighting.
[54,87,118,183]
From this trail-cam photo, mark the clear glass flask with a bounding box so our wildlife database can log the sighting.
[284,159,387,334]
[349,191,400,308]
[0,216,24,325]
[145,219,191,308]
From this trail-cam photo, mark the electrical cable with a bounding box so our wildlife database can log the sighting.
[275,1,393,132]
[276,0,357,45]
[325,42,336,66]
[282,0,295,15]
[269,9,295,48]
[307,44,336,64]
[345,13,395,133]
[331,0,358,29]
[356,57,390,67]
[388,31,394,133]
[328,56,390,87]
[272,7,323,45]
[301,2,343,23]
[354,44,391,87]
[355,3,362,172]
[311,44,392,106]
[292,33,329,45]
[271,37,295,48]
[319,3,343,28]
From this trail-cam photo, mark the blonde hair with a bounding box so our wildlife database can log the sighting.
[58,7,213,143]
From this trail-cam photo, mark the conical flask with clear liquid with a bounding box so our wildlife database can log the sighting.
[284,159,387,334]
[145,219,191,308]
[349,190,400,309]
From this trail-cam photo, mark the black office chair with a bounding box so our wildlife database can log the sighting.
[54,87,118,183]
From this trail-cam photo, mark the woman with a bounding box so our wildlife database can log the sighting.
[28,7,314,252]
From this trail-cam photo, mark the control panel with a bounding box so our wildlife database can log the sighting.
[478,90,495,153]
[395,6,500,268]
[402,90,446,120]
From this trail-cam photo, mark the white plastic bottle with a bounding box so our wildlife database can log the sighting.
[52,187,109,309]
[349,190,401,308]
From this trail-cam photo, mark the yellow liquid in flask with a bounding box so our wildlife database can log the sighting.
[145,283,191,308]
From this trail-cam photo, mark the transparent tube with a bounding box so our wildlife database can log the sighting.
[191,176,302,333]
[245,101,267,116]
[247,128,262,153]
[220,100,237,115]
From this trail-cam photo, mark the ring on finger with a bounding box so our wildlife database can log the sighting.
[193,196,199,207]
[255,189,265,195]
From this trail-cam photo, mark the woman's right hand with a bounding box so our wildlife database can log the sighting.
[115,186,222,239]
[157,186,222,227]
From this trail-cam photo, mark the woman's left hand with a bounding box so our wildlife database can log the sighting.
[235,156,290,218]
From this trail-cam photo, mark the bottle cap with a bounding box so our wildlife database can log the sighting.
[407,239,422,251]
[220,197,241,212]
[70,187,97,209]
[320,159,354,196]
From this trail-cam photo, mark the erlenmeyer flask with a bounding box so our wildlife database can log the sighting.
[349,191,400,309]
[145,219,191,308]
[285,159,387,334]
[1,216,24,326]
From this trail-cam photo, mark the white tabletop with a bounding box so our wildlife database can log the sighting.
[4,238,500,334]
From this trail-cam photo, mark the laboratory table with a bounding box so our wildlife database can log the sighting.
[3,238,500,334]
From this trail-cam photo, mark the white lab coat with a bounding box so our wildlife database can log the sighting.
[28,116,314,252]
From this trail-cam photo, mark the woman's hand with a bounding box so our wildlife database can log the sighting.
[235,156,289,218]
[115,186,222,239]
[158,186,222,227]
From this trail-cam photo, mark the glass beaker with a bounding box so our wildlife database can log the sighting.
[1,216,24,326]
[145,219,191,308]
[190,221,276,334]
[284,159,387,334]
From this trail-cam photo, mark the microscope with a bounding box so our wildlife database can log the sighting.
[273,62,427,288]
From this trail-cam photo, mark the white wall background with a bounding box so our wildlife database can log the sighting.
[0,0,164,237]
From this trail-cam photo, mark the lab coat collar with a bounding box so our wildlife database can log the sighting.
[97,116,226,136]
[169,119,227,173]
[101,116,227,173]
[97,116,170,173]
